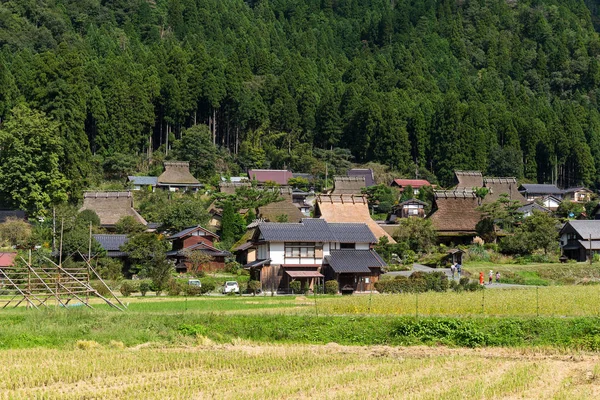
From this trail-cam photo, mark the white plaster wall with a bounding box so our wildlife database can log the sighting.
[356,243,370,250]
[270,242,285,264]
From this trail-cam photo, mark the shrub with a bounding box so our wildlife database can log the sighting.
[225,261,242,274]
[199,282,215,295]
[119,281,134,297]
[91,281,111,297]
[184,285,202,296]
[167,280,182,296]
[247,280,261,295]
[139,281,151,297]
[289,281,301,294]
[325,280,339,295]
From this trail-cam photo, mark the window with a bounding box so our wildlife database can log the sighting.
[285,242,315,258]
[340,243,355,249]
[567,233,577,241]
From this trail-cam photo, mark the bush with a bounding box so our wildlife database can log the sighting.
[119,281,134,297]
[139,281,151,296]
[325,280,339,295]
[247,280,261,295]
[184,285,202,296]
[289,280,301,294]
[224,261,242,274]
[419,252,447,268]
[167,280,182,296]
[199,282,215,295]
[91,281,111,297]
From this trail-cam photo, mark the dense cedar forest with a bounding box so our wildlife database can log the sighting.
[1,0,600,211]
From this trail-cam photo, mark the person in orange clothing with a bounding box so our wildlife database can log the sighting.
[479,271,484,286]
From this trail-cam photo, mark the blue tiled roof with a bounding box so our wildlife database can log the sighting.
[93,234,128,252]
[128,176,158,186]
[257,218,376,243]
[324,250,387,273]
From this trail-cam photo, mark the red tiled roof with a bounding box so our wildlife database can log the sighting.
[0,252,17,267]
[392,179,431,188]
[248,169,293,185]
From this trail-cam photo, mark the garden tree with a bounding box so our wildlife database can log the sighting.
[287,177,310,190]
[220,200,246,247]
[399,185,414,203]
[61,227,104,260]
[0,217,31,248]
[392,218,436,254]
[121,232,170,276]
[170,124,218,180]
[0,105,68,216]
[417,185,435,214]
[214,186,281,214]
[76,209,101,229]
[477,194,523,233]
[147,253,174,295]
[115,216,146,234]
[556,201,586,219]
[159,195,210,231]
[362,184,396,213]
[182,248,213,275]
[486,146,524,178]
[500,211,558,255]
[94,257,124,281]
[101,153,138,180]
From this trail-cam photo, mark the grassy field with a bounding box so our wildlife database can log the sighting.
[462,261,600,285]
[1,344,600,399]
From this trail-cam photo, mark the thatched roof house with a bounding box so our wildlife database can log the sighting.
[80,192,147,228]
[482,177,526,204]
[314,194,395,243]
[157,161,202,191]
[332,176,366,195]
[427,190,482,244]
[258,200,305,223]
[454,170,483,189]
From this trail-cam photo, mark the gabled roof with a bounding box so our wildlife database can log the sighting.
[314,195,396,243]
[128,176,158,186]
[455,171,483,189]
[256,218,376,243]
[158,161,200,185]
[0,210,26,224]
[398,199,428,207]
[482,177,526,205]
[258,200,304,223]
[519,184,563,195]
[93,234,129,257]
[517,202,551,214]
[0,252,16,267]
[166,242,231,257]
[80,192,147,227]
[563,187,593,194]
[560,220,600,240]
[247,169,293,185]
[324,250,386,273]
[391,179,431,188]
[347,169,375,187]
[332,176,366,194]
[167,226,219,240]
[428,191,482,233]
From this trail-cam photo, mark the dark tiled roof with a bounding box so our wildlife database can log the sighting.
[560,221,600,240]
[166,242,231,257]
[325,250,386,273]
[168,226,219,240]
[347,169,375,187]
[0,210,26,223]
[257,218,376,243]
[519,184,564,195]
[128,176,158,186]
[93,234,129,251]
[517,202,551,214]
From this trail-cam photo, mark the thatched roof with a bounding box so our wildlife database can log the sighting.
[482,177,526,204]
[219,182,251,194]
[258,200,304,223]
[80,192,147,227]
[314,195,396,243]
[332,176,366,194]
[158,161,200,185]
[428,191,482,233]
[454,170,483,189]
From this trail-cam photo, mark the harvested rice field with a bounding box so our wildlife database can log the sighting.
[1,343,600,399]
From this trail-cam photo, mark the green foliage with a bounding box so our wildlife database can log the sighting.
[375,272,449,294]
[119,281,134,297]
[325,280,339,295]
[95,258,124,281]
[102,153,138,180]
[76,210,101,228]
[139,281,151,297]
[289,281,301,294]
[170,125,218,180]
[392,218,436,253]
[0,217,31,248]
[362,184,396,210]
[159,196,210,231]
[115,216,146,234]
[247,280,261,295]
[500,211,559,255]
[0,105,68,215]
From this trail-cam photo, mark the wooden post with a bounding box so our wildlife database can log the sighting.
[590,234,593,265]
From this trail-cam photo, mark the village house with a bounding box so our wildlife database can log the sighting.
[80,191,147,230]
[559,220,600,262]
[314,194,396,243]
[517,202,551,218]
[127,176,158,191]
[563,187,594,203]
[519,184,564,202]
[157,161,203,192]
[540,195,562,211]
[166,226,230,273]
[347,168,375,187]
[482,177,526,204]
[427,190,482,245]
[387,199,427,222]
[390,179,431,195]
[331,176,366,195]
[236,218,385,293]
[247,169,294,186]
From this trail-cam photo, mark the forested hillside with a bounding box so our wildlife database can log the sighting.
[0,0,600,213]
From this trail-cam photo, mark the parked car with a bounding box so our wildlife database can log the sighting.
[223,281,240,294]
[188,279,201,287]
